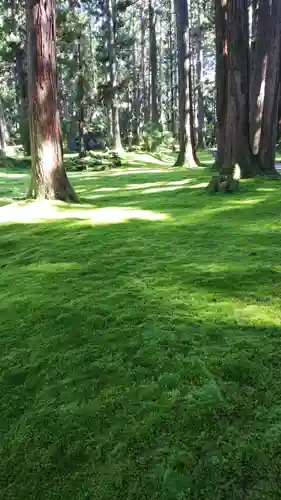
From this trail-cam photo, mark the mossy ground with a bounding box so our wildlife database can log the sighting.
[1,152,281,499]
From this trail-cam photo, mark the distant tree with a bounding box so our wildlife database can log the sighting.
[0,98,8,155]
[26,0,77,201]
[174,0,197,167]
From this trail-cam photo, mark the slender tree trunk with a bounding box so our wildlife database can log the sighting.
[0,98,8,156]
[132,37,140,144]
[15,45,30,155]
[106,0,122,150]
[249,0,281,175]
[26,0,77,202]
[174,0,197,167]
[196,21,205,149]
[76,35,86,158]
[168,0,176,136]
[148,0,159,124]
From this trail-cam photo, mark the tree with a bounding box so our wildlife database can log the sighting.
[0,98,8,155]
[208,0,260,192]
[174,0,197,167]
[105,0,123,150]
[26,0,77,201]
[148,0,159,124]
[249,0,281,175]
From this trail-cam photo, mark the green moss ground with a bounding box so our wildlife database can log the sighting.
[1,153,281,499]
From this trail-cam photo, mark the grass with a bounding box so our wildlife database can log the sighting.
[1,152,281,498]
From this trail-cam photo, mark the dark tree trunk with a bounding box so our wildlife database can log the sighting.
[168,0,176,136]
[174,0,197,167]
[249,0,281,175]
[148,0,159,124]
[196,21,205,149]
[15,45,30,155]
[208,0,260,192]
[0,98,7,156]
[215,0,228,167]
[76,35,86,158]
[26,0,77,202]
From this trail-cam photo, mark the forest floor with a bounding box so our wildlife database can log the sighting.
[1,152,281,498]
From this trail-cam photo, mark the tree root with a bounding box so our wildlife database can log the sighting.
[207,172,239,193]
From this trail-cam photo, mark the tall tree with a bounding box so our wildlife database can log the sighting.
[26,0,77,201]
[208,0,260,192]
[174,0,197,167]
[148,0,159,124]
[105,0,122,150]
[0,98,8,155]
[249,0,281,175]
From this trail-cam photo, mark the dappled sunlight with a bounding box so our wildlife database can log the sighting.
[0,200,169,225]
[0,172,28,179]
[94,187,120,192]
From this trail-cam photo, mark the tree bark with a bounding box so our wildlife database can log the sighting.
[106,0,122,150]
[249,0,281,175]
[26,0,78,202]
[196,21,205,149]
[0,98,8,156]
[209,0,261,192]
[215,0,228,167]
[174,0,197,167]
[14,45,30,155]
[148,0,159,124]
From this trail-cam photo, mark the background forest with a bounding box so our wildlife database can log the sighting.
[1,1,281,499]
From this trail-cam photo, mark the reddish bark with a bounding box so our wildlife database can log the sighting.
[174,0,197,167]
[27,0,77,201]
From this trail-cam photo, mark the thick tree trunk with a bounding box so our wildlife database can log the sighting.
[249,0,281,175]
[148,0,159,125]
[26,0,77,202]
[174,0,197,167]
[209,0,260,192]
[215,0,228,167]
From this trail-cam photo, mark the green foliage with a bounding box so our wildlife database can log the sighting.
[1,153,281,498]
[141,123,176,152]
[141,122,163,152]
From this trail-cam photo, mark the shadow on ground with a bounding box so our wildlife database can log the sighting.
[1,161,281,498]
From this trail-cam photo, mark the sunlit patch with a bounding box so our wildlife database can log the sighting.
[0,200,168,225]
[141,181,207,194]
[126,181,165,190]
[0,172,27,179]
[94,187,120,192]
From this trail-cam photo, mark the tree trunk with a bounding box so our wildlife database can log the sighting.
[174,0,197,167]
[26,0,77,202]
[148,0,159,124]
[168,0,176,136]
[196,21,205,149]
[208,0,260,192]
[249,0,281,176]
[76,35,86,158]
[215,0,228,167]
[0,98,8,156]
[15,45,30,155]
[106,0,122,150]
